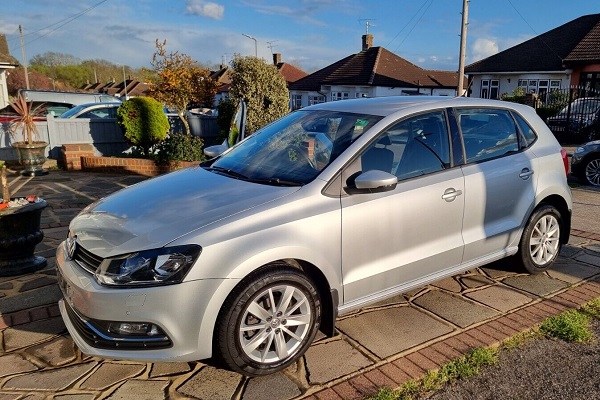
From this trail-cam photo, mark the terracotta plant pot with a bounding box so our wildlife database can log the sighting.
[0,199,48,276]
[12,141,49,177]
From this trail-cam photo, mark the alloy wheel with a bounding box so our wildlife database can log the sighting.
[238,284,312,364]
[585,158,600,186]
[529,214,560,265]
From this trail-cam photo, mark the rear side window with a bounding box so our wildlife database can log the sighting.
[512,112,537,148]
[456,108,519,163]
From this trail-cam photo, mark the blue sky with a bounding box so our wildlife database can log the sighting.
[2,0,598,73]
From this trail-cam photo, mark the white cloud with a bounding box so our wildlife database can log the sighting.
[186,0,224,20]
[470,38,498,62]
[429,55,438,62]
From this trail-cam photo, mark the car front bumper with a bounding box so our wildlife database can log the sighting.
[56,240,235,362]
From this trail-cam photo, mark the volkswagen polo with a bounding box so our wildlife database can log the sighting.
[56,96,572,376]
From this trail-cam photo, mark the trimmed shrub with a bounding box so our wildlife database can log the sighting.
[154,133,205,166]
[117,97,170,156]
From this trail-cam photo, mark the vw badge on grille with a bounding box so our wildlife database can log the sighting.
[67,235,77,260]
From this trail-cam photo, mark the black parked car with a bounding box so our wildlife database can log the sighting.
[547,97,600,142]
[571,140,600,186]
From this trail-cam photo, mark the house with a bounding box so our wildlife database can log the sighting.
[0,34,18,109]
[465,13,600,101]
[288,34,462,109]
[210,64,232,104]
[212,53,308,106]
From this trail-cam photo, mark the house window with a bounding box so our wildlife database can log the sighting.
[579,72,600,96]
[356,92,368,98]
[538,80,549,101]
[518,79,528,88]
[331,92,349,101]
[527,80,538,94]
[309,95,325,105]
[550,80,561,88]
[291,94,303,110]
[480,80,489,98]
[480,80,499,99]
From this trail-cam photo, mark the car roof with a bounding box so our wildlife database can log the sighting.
[302,96,533,117]
[75,102,122,108]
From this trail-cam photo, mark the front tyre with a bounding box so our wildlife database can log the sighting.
[214,265,321,376]
[516,205,562,274]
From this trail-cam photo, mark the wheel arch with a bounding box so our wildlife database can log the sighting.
[535,194,571,244]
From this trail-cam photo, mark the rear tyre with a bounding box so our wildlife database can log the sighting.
[584,157,600,186]
[214,265,321,376]
[516,205,562,274]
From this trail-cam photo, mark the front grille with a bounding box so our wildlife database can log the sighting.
[64,302,172,350]
[72,243,103,274]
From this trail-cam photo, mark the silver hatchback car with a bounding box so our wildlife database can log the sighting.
[56,96,572,376]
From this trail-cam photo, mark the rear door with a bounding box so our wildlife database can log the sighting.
[455,108,537,262]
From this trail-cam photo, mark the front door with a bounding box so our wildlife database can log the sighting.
[339,111,465,306]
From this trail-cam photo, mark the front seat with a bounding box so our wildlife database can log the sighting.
[361,136,394,173]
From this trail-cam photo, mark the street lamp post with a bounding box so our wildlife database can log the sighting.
[242,33,257,57]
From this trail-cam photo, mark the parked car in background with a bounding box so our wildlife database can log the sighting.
[56,96,572,377]
[547,97,600,142]
[571,140,600,186]
[58,102,121,119]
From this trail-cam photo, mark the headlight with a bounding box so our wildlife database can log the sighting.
[575,146,585,154]
[95,245,202,287]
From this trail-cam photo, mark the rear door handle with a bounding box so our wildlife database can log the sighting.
[519,168,534,180]
[442,188,463,202]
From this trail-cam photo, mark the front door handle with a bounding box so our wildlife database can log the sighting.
[442,188,463,202]
[519,168,534,180]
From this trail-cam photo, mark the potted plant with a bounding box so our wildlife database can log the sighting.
[0,162,48,276]
[9,95,48,176]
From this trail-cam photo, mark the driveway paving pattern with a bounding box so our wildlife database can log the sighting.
[1,168,600,400]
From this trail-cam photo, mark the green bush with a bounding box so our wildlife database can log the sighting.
[217,98,236,137]
[117,97,170,156]
[154,133,205,166]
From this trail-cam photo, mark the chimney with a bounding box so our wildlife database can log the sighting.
[362,34,373,51]
[273,53,282,65]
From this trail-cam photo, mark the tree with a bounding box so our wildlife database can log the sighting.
[30,52,81,67]
[6,67,53,95]
[229,55,289,134]
[116,97,169,156]
[147,39,216,135]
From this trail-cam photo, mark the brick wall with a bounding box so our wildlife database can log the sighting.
[61,144,198,176]
[61,144,95,171]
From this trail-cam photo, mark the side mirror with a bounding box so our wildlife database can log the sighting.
[204,100,247,158]
[203,144,229,158]
[354,170,398,192]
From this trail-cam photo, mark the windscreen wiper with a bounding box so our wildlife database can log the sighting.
[205,166,250,181]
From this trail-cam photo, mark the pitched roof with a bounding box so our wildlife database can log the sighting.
[289,46,461,91]
[276,62,308,83]
[466,13,600,73]
[0,34,19,66]
[564,19,600,64]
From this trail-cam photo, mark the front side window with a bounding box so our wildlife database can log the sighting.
[210,110,382,185]
[360,111,450,180]
[457,108,519,163]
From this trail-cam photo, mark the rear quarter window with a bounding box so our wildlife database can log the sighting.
[511,112,538,148]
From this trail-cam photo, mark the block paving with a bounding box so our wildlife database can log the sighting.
[1,169,600,399]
